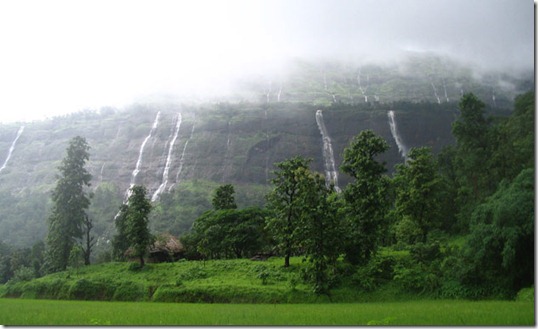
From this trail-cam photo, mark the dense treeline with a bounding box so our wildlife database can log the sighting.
[0,92,533,300]
[179,91,534,298]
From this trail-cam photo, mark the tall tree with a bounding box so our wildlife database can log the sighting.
[266,156,311,267]
[112,204,130,261]
[122,185,153,267]
[212,184,237,210]
[340,130,390,265]
[451,93,492,226]
[45,136,92,273]
[392,147,442,242]
[295,167,342,294]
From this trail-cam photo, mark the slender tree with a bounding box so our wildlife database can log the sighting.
[45,136,92,273]
[295,167,342,294]
[266,156,311,267]
[340,130,390,265]
[123,185,153,267]
[392,147,442,242]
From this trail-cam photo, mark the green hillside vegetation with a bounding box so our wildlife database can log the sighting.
[0,90,533,308]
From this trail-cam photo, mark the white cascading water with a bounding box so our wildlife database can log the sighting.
[127,111,161,198]
[387,110,408,160]
[430,81,441,104]
[152,113,182,202]
[0,126,24,173]
[357,69,369,102]
[315,110,341,192]
[442,78,449,102]
[172,116,196,189]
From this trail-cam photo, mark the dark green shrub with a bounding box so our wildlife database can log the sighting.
[351,254,396,292]
[516,286,534,302]
[112,281,146,301]
[68,279,115,301]
[257,270,270,285]
[410,242,441,263]
[177,265,208,281]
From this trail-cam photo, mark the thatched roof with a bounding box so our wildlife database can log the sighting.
[150,233,183,255]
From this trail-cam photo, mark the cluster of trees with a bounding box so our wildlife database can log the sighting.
[182,92,534,297]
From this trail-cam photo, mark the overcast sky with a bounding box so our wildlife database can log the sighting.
[0,0,534,123]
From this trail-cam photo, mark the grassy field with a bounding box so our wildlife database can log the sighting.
[0,298,533,325]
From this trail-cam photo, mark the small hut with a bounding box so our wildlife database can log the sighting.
[148,233,184,263]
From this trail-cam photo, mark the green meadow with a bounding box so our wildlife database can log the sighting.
[0,298,533,325]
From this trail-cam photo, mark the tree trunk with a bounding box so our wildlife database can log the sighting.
[285,254,290,267]
[139,255,145,268]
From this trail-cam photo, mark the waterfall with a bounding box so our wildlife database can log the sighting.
[387,110,408,160]
[430,81,441,104]
[152,113,182,202]
[277,84,282,102]
[315,110,341,192]
[357,70,369,102]
[172,115,196,188]
[442,78,449,102]
[0,126,24,173]
[127,111,161,198]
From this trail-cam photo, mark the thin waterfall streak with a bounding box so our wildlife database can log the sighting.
[172,117,196,188]
[315,110,341,192]
[430,81,441,104]
[127,111,161,199]
[0,126,24,173]
[388,110,408,160]
[152,113,182,202]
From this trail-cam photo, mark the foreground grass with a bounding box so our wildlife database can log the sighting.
[0,298,533,325]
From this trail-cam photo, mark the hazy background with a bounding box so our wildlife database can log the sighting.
[0,0,534,122]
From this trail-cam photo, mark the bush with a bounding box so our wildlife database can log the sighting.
[68,279,115,301]
[516,286,534,302]
[113,281,147,301]
[10,266,36,283]
[177,265,208,281]
[351,254,396,292]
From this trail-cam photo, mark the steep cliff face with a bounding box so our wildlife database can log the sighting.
[0,55,531,248]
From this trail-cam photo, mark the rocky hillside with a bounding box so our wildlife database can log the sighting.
[0,55,531,251]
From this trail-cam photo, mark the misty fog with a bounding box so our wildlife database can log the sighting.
[0,0,533,122]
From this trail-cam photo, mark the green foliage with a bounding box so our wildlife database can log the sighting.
[516,286,534,302]
[112,281,147,301]
[460,168,534,297]
[114,185,153,267]
[45,136,92,273]
[352,254,396,292]
[212,184,237,210]
[340,130,390,265]
[266,156,312,267]
[68,278,115,301]
[185,207,269,259]
[392,147,442,242]
[295,169,343,294]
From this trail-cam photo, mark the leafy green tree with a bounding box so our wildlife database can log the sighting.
[489,91,534,183]
[392,147,442,242]
[112,204,130,260]
[460,168,534,297]
[340,130,390,265]
[115,185,154,267]
[187,207,269,259]
[266,156,311,267]
[212,184,237,210]
[45,136,92,272]
[451,93,492,227]
[295,167,342,294]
